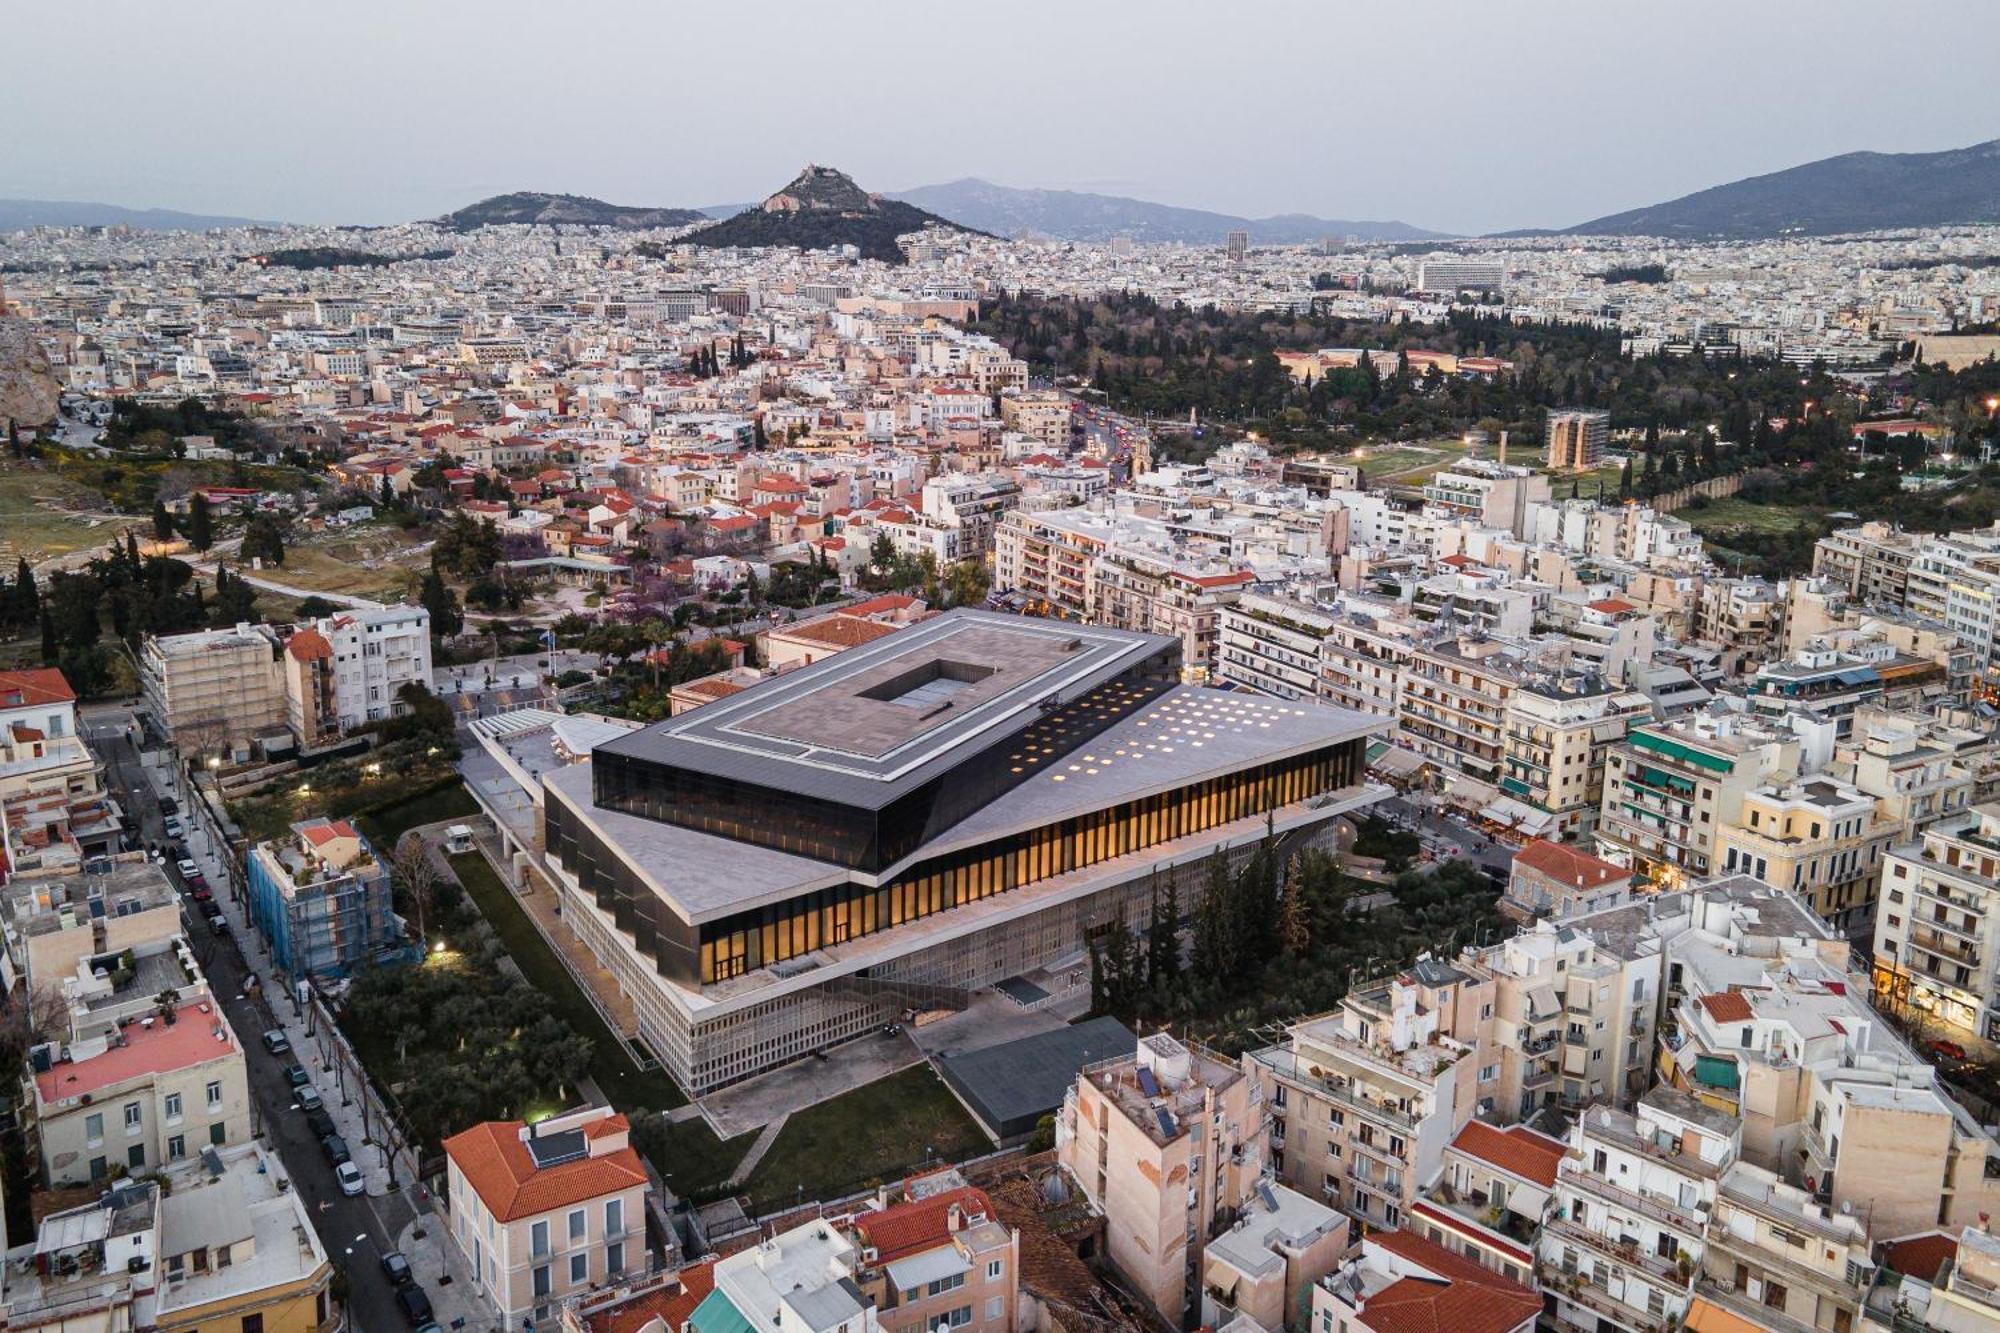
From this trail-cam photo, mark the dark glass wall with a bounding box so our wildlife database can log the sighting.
[548,735,1364,987]
[591,646,1180,872]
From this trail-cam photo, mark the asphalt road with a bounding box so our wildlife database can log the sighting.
[85,707,424,1332]
[1377,793,1517,880]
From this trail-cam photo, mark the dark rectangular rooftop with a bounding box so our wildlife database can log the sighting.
[935,1016,1137,1141]
[593,610,1174,810]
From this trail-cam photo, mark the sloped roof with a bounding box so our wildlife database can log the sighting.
[1880,1231,1957,1282]
[286,627,333,661]
[1698,991,1755,1023]
[1447,1121,1565,1189]
[1359,1230,1540,1333]
[584,1262,716,1333]
[442,1116,647,1223]
[1512,839,1629,890]
[0,668,76,709]
[852,1186,996,1266]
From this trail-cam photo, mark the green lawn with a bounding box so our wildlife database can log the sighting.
[357,781,480,847]
[446,852,688,1112]
[0,461,115,562]
[1354,445,1444,478]
[633,1115,753,1203]
[741,1064,988,1213]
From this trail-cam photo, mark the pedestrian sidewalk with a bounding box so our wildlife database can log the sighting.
[141,755,398,1197]
[396,1209,502,1332]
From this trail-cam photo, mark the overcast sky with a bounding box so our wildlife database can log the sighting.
[4,0,1993,235]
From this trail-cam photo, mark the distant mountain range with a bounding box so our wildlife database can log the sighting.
[1558,137,2000,238]
[435,191,708,231]
[15,136,2000,245]
[0,198,263,232]
[682,166,977,264]
[885,178,1443,244]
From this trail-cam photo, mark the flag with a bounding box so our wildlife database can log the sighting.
[541,628,557,648]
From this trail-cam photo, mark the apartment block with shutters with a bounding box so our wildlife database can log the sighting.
[1240,961,1486,1234]
[1541,1088,1737,1333]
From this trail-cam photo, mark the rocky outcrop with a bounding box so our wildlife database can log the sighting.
[0,315,60,433]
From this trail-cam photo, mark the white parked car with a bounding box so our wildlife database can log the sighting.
[334,1161,365,1196]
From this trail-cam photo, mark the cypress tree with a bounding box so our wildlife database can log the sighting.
[1279,857,1311,960]
[186,493,214,552]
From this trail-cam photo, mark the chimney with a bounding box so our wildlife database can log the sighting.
[948,1204,965,1233]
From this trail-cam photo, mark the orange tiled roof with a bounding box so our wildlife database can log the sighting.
[853,1187,995,1265]
[301,819,358,846]
[443,1116,647,1224]
[1881,1231,1957,1282]
[1359,1230,1540,1333]
[1699,991,1755,1023]
[1447,1121,1565,1189]
[584,1261,715,1333]
[0,668,77,709]
[286,627,333,662]
[779,615,902,649]
[1512,839,1629,890]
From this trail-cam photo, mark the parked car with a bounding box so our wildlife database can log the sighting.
[261,1030,290,1055]
[161,816,185,839]
[335,1161,365,1196]
[304,1106,337,1138]
[280,1063,309,1088]
[1929,1039,1970,1063]
[381,1251,414,1286]
[157,796,178,817]
[321,1134,350,1166]
[296,1085,323,1112]
[395,1285,434,1326]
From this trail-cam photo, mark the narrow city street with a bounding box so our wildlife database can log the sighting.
[1376,793,1517,881]
[83,705,445,1333]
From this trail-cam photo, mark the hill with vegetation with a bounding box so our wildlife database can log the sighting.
[435,192,707,231]
[683,165,979,264]
[1562,137,2000,238]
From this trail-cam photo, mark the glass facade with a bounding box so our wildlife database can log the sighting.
[548,736,1364,987]
[590,650,1181,873]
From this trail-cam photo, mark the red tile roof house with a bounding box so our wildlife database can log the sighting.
[1312,1229,1539,1333]
[1409,1120,1566,1283]
[844,1186,1020,1333]
[443,1106,649,1327]
[1503,838,1634,923]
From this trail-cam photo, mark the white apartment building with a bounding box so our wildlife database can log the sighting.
[1216,592,1338,701]
[1540,1088,1738,1333]
[1243,961,1486,1234]
[315,604,432,729]
[1875,803,2000,1045]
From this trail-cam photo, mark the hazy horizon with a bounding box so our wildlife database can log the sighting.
[4,0,1994,235]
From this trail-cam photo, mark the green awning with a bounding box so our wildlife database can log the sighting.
[1630,730,1734,774]
[1693,1055,1740,1091]
[690,1290,759,1333]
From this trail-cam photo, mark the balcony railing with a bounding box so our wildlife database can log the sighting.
[1543,1215,1689,1285]
[1566,1168,1707,1234]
